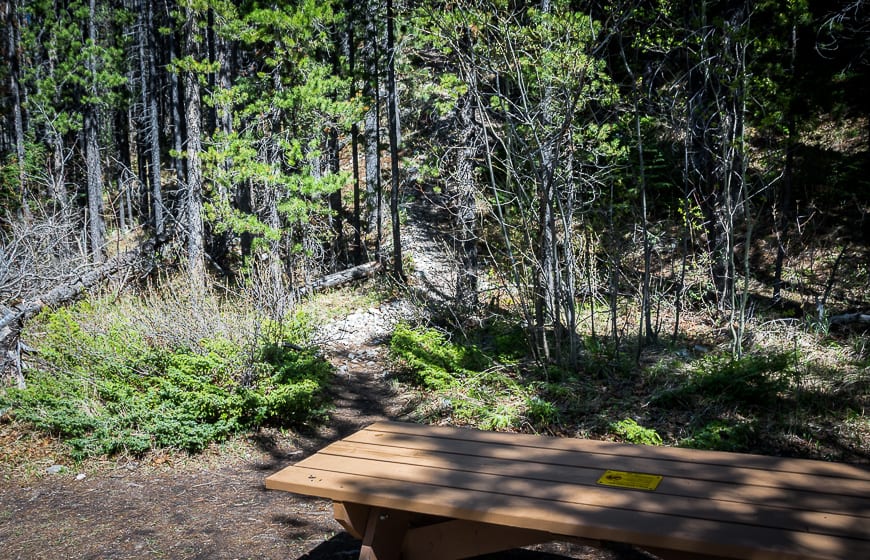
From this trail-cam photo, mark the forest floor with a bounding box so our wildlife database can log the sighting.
[0,191,654,559]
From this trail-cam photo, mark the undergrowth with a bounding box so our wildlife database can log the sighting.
[388,320,869,461]
[390,322,558,431]
[0,298,332,460]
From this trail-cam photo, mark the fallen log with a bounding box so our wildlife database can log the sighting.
[829,312,870,326]
[301,260,382,294]
[0,241,154,333]
[1,240,155,386]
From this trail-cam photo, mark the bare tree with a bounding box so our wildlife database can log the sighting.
[452,22,482,310]
[364,0,383,259]
[465,5,617,365]
[136,0,164,236]
[84,0,105,263]
[385,0,404,282]
[3,0,28,215]
[184,3,205,289]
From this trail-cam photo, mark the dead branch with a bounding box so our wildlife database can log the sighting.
[0,239,155,332]
[300,261,382,295]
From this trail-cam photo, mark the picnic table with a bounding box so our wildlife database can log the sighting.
[265,421,870,560]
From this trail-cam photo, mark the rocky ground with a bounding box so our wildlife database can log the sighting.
[0,194,649,560]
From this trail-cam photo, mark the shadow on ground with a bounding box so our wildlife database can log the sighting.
[295,531,657,560]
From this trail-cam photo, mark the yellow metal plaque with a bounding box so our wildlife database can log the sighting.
[597,470,663,491]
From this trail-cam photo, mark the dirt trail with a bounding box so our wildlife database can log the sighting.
[0,195,638,560]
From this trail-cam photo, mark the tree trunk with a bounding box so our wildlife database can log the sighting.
[534,0,559,361]
[454,26,480,310]
[167,1,186,199]
[364,0,383,259]
[455,92,479,309]
[635,104,655,346]
[48,132,69,211]
[328,124,345,267]
[113,102,132,215]
[138,0,164,236]
[5,0,28,212]
[85,0,105,264]
[184,4,206,289]
[205,7,217,138]
[216,33,233,138]
[206,25,235,269]
[84,118,106,265]
[352,122,363,264]
[347,0,364,264]
[385,0,404,282]
[328,27,345,268]
[773,23,798,304]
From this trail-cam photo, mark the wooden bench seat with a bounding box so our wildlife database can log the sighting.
[265,421,870,560]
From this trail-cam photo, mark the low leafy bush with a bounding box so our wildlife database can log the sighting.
[389,323,490,389]
[653,353,792,409]
[610,418,663,445]
[525,396,559,424]
[680,419,755,452]
[0,302,331,459]
[643,353,797,452]
[389,323,557,431]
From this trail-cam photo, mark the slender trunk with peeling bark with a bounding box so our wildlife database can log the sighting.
[364,0,382,259]
[454,27,480,309]
[85,0,105,263]
[184,6,205,288]
[138,0,164,236]
[5,0,27,211]
[385,0,403,282]
[167,1,186,197]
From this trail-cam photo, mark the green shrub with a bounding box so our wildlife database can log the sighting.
[610,418,663,445]
[680,420,755,452]
[525,396,558,425]
[391,323,561,431]
[0,302,331,460]
[479,403,521,431]
[389,323,491,389]
[490,322,529,362]
[653,353,792,409]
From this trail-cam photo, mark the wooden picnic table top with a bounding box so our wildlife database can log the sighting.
[265,421,870,560]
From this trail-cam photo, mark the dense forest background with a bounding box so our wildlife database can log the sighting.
[1,0,868,461]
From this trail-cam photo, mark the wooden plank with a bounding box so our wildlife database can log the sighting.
[350,423,870,488]
[265,465,868,560]
[340,428,870,496]
[363,421,870,480]
[316,440,870,518]
[296,452,866,541]
[401,519,555,560]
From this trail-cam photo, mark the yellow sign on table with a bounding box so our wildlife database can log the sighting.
[597,470,663,491]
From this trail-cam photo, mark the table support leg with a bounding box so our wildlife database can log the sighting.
[335,502,371,540]
[359,507,410,560]
[402,519,553,560]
